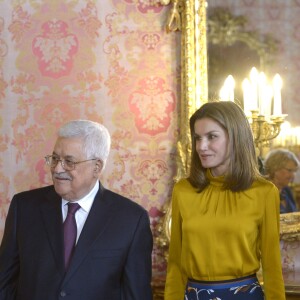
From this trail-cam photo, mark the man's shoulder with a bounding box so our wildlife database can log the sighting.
[101,187,147,214]
[14,185,54,199]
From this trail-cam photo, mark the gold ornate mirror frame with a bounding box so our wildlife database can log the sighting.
[158,0,300,255]
[157,0,208,256]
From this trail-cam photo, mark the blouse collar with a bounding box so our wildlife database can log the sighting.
[207,169,225,187]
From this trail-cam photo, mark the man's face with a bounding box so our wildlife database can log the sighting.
[51,137,99,201]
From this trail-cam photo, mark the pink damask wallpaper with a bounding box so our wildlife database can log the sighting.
[0,0,179,280]
[1,0,300,287]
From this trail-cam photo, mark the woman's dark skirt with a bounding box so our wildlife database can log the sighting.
[184,274,264,300]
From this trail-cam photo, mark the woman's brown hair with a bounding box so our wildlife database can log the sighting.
[188,101,261,192]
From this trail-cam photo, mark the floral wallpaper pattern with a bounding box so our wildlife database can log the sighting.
[1,0,300,286]
[0,0,179,280]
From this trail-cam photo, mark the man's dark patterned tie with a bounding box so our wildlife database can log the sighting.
[64,202,80,270]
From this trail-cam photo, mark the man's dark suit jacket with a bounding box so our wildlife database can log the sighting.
[0,183,153,300]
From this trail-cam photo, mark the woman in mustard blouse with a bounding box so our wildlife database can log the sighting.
[164,101,286,300]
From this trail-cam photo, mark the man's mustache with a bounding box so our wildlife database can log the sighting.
[53,172,72,180]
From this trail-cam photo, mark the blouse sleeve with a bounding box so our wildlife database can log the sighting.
[164,184,187,299]
[260,184,286,300]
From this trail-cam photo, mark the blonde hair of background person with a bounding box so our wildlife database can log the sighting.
[264,148,300,182]
[164,101,286,300]
[264,148,300,213]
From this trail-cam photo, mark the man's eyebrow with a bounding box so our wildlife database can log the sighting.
[51,152,75,159]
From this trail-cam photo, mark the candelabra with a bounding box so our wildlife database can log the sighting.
[272,121,300,155]
[219,67,287,156]
[248,110,287,156]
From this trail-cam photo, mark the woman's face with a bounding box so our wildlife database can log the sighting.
[273,160,298,189]
[194,117,230,177]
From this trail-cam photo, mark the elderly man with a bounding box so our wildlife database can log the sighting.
[0,120,153,300]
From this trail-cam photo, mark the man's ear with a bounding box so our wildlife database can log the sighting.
[94,160,103,174]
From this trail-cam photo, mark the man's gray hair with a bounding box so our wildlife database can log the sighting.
[58,120,111,168]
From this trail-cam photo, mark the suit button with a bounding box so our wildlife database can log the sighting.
[60,291,67,297]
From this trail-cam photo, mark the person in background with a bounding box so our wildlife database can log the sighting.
[0,120,153,300]
[264,148,300,213]
[164,101,286,300]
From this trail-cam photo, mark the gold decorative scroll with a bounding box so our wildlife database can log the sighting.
[157,0,208,253]
[280,212,300,242]
[162,0,208,180]
[194,0,208,109]
[165,0,182,32]
[178,0,208,179]
[157,0,300,254]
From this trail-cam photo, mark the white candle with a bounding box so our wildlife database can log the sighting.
[272,74,282,115]
[249,67,259,110]
[295,126,300,145]
[292,127,298,145]
[261,85,273,119]
[219,86,227,101]
[219,75,235,101]
[225,75,235,101]
[242,78,251,116]
[258,72,266,115]
[280,121,291,146]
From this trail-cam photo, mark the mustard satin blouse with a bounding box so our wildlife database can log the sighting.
[164,171,286,300]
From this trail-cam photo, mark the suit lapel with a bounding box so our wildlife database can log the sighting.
[40,187,65,274]
[63,184,113,282]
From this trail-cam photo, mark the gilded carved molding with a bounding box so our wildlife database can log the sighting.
[165,0,182,32]
[158,1,300,252]
[280,212,300,242]
[157,0,208,255]
[160,0,208,180]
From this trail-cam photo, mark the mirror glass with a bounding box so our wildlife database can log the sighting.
[206,7,277,106]
[204,2,300,293]
[206,1,300,213]
[208,41,260,103]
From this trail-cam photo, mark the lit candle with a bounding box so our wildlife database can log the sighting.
[292,127,298,146]
[258,72,266,115]
[219,75,235,101]
[219,86,227,101]
[261,85,273,119]
[280,121,291,147]
[242,78,251,116]
[295,126,300,145]
[249,67,259,110]
[225,75,235,101]
[272,74,282,116]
